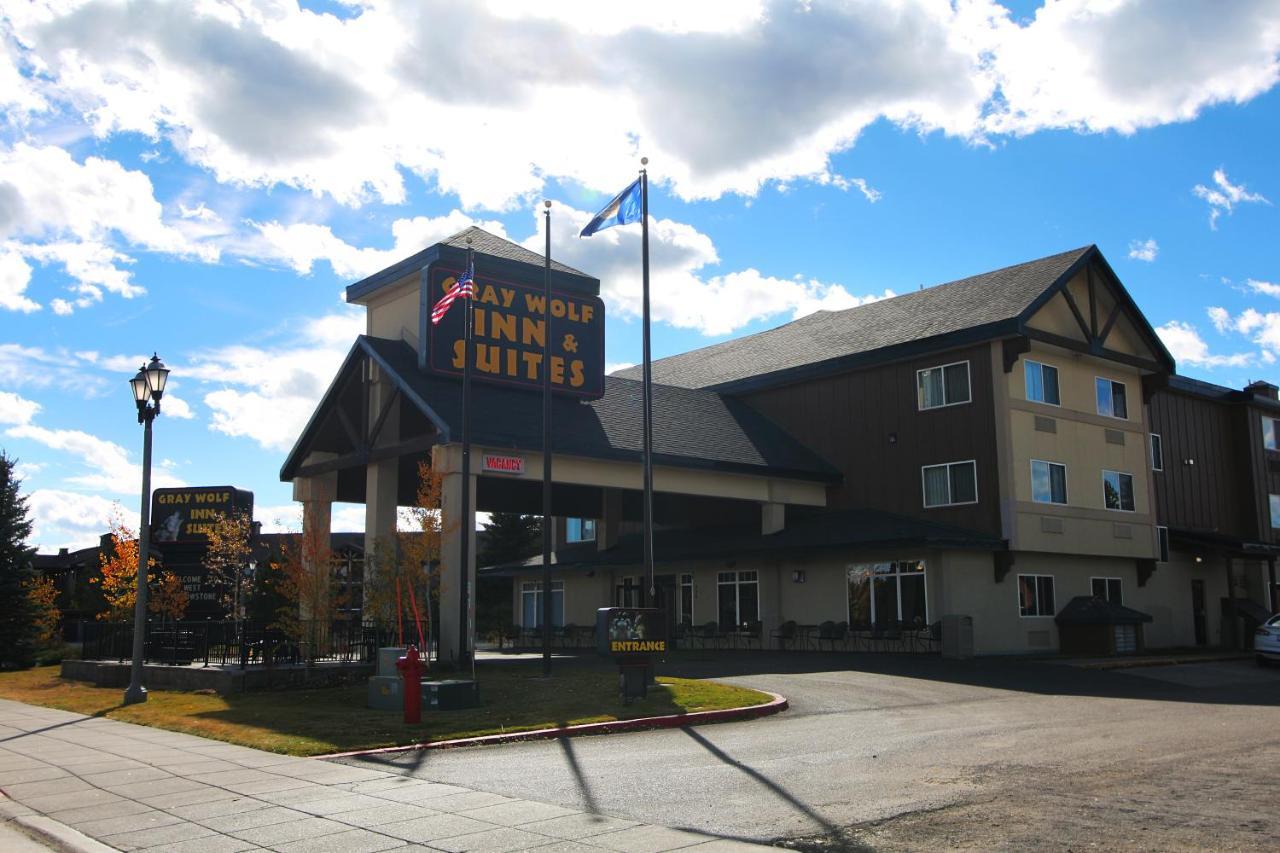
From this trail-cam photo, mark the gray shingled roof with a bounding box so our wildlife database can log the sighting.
[343,337,840,483]
[444,226,590,278]
[615,246,1093,389]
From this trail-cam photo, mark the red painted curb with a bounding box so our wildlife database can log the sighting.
[315,691,789,760]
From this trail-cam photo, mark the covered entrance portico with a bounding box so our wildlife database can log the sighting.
[281,335,839,663]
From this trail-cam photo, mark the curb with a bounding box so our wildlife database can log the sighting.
[6,815,117,853]
[316,690,789,760]
[1073,654,1253,671]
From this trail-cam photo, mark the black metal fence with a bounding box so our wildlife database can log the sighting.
[79,619,397,668]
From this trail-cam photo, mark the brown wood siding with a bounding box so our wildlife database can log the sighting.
[1149,390,1255,538]
[740,343,1001,536]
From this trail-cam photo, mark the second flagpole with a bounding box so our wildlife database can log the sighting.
[542,201,554,677]
[640,159,655,602]
[458,239,474,670]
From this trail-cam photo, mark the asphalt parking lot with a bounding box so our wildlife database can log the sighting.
[336,653,1280,850]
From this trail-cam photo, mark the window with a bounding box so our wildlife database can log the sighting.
[1024,360,1061,405]
[1150,433,1163,471]
[1018,574,1055,617]
[1031,460,1068,504]
[1091,577,1123,605]
[521,580,564,627]
[679,573,694,626]
[917,361,971,410]
[1095,378,1128,419]
[847,560,928,628]
[1103,470,1136,512]
[565,518,596,543]
[1156,525,1169,563]
[616,575,644,607]
[716,570,759,630]
[1265,417,1280,451]
[1271,495,1280,529]
[922,461,978,507]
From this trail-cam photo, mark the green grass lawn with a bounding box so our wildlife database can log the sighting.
[0,661,771,756]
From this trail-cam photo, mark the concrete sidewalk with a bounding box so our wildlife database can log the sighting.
[0,699,769,852]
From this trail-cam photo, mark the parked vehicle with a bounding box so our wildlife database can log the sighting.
[1256,614,1280,666]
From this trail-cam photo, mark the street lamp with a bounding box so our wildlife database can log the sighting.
[123,353,170,706]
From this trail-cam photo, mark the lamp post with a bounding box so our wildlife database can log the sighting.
[123,353,170,706]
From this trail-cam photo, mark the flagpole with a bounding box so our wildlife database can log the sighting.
[458,239,474,670]
[640,158,655,603]
[541,200,553,678]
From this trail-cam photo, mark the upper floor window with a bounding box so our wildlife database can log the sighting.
[917,361,971,410]
[1264,417,1280,451]
[1091,577,1123,605]
[1024,360,1060,405]
[1156,525,1169,563]
[1271,495,1280,529]
[1095,378,1128,419]
[1150,433,1164,471]
[1031,460,1068,505]
[1102,470,1136,512]
[922,460,978,508]
[566,518,596,543]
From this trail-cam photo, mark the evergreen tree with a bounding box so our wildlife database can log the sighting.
[0,453,39,669]
[477,513,541,635]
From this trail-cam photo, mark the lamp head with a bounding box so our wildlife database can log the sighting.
[130,366,149,407]
[144,353,169,400]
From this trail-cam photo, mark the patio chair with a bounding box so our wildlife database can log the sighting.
[770,620,798,650]
[738,621,762,650]
[818,620,849,651]
[557,623,578,648]
[695,621,721,649]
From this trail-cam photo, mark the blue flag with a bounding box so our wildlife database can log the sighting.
[579,178,642,237]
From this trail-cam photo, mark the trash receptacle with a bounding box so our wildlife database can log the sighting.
[941,614,974,659]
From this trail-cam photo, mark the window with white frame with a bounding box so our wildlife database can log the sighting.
[917,361,971,410]
[922,461,978,507]
[1018,574,1055,617]
[1103,470,1136,512]
[1031,460,1068,504]
[616,575,643,607]
[1270,495,1280,529]
[1150,433,1164,471]
[1157,525,1170,563]
[1091,577,1123,604]
[565,518,596,543]
[679,573,694,626]
[1096,378,1128,419]
[521,580,563,627]
[1024,360,1061,405]
[716,570,759,630]
[847,560,928,628]
[1264,417,1280,451]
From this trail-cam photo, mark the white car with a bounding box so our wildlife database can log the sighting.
[1257,614,1280,665]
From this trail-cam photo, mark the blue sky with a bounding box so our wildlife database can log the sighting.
[1,0,1278,549]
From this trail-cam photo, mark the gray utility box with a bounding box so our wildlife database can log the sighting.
[941,614,974,659]
[366,647,480,712]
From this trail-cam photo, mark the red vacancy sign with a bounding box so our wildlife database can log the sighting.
[481,454,525,475]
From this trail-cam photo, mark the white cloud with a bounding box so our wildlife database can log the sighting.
[4,1,1276,212]
[0,142,219,311]
[1155,320,1254,369]
[0,343,109,395]
[1127,238,1158,262]
[1192,168,1270,229]
[1208,306,1231,333]
[0,390,41,425]
[25,489,124,551]
[5,422,184,494]
[606,362,635,375]
[1246,279,1280,298]
[187,309,364,451]
[162,392,193,420]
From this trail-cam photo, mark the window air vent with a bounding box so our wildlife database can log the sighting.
[1034,416,1057,433]
[1113,523,1132,539]
[1105,429,1125,445]
[1040,517,1064,534]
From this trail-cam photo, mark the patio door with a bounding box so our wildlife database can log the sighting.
[652,574,678,645]
[1191,580,1206,646]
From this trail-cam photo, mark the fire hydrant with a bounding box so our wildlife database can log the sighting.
[395,645,424,724]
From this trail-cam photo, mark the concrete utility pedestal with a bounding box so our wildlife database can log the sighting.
[367,647,480,712]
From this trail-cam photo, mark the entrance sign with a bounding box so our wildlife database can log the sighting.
[427,266,606,399]
[481,454,525,475]
[150,487,254,544]
[596,607,668,657]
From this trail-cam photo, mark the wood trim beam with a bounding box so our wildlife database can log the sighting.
[1024,328,1164,373]
[294,434,436,477]
[1087,265,1098,338]
[368,386,400,448]
[1057,282,1093,342]
[1002,336,1031,373]
[1098,298,1124,347]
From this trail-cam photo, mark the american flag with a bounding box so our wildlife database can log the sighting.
[430,262,475,325]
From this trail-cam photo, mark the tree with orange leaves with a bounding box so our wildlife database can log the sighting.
[149,570,189,624]
[91,515,156,622]
[22,576,61,651]
[269,523,345,663]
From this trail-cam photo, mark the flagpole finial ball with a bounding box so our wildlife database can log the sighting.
[465,237,472,245]
[641,157,648,166]
[544,200,551,209]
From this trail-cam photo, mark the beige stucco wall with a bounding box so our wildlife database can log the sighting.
[1004,341,1156,559]
[365,277,418,344]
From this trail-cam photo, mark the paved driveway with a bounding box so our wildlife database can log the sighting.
[335,653,1280,848]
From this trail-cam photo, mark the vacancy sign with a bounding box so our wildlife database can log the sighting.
[482,454,525,475]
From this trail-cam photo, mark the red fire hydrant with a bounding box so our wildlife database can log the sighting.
[395,645,424,724]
